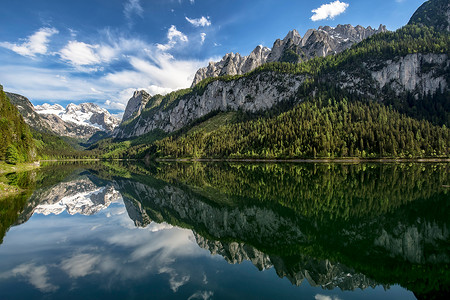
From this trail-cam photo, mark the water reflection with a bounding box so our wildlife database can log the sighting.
[0,161,448,299]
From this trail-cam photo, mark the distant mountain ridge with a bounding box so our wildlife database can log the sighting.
[35,102,120,133]
[191,24,387,86]
[6,91,120,140]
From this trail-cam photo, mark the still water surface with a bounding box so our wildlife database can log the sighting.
[0,161,448,299]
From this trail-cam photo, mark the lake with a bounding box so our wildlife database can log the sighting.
[0,161,448,299]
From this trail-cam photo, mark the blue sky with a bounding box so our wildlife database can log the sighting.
[0,0,426,113]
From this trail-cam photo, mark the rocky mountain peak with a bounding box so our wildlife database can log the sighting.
[121,90,151,123]
[191,23,387,86]
[283,29,302,43]
[35,102,120,134]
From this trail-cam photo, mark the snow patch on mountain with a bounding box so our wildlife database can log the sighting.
[35,102,120,132]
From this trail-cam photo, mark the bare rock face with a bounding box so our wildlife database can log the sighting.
[5,92,54,133]
[191,24,387,86]
[191,45,271,87]
[114,72,306,138]
[122,90,151,123]
[369,53,449,94]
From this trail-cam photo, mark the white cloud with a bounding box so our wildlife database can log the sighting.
[59,41,118,67]
[3,263,58,292]
[311,1,349,21]
[200,33,206,44]
[61,253,101,278]
[59,41,101,65]
[124,0,143,19]
[185,16,211,27]
[0,31,213,113]
[0,27,58,57]
[156,25,188,51]
[190,0,195,4]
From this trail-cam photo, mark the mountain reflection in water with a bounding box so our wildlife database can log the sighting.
[0,161,448,299]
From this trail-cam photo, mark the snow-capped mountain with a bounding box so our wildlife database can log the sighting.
[35,102,120,133]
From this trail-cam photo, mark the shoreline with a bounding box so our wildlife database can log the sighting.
[155,157,450,163]
[0,161,40,199]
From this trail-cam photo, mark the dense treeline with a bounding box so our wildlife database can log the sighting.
[151,94,449,159]
[0,85,36,164]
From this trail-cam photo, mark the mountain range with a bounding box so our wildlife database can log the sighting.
[191,24,387,87]
[5,92,120,140]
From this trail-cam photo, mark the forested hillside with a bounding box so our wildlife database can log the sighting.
[0,85,36,164]
[150,94,449,159]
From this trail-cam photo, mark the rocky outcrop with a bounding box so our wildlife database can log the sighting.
[369,53,449,94]
[191,45,271,87]
[191,24,387,86]
[5,92,54,133]
[121,90,151,123]
[115,72,305,138]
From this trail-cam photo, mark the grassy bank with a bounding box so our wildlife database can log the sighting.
[0,161,40,199]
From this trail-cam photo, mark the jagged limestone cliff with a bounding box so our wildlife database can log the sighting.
[191,24,387,87]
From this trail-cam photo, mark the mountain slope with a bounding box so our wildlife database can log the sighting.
[408,0,450,32]
[114,25,449,140]
[0,85,36,163]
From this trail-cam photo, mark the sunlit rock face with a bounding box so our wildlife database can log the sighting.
[33,179,121,216]
[191,25,387,86]
[121,90,151,124]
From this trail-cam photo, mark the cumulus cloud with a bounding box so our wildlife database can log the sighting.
[124,0,143,19]
[58,41,117,68]
[156,25,188,51]
[311,1,349,21]
[185,16,211,27]
[200,33,206,44]
[59,41,101,65]
[0,27,58,57]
